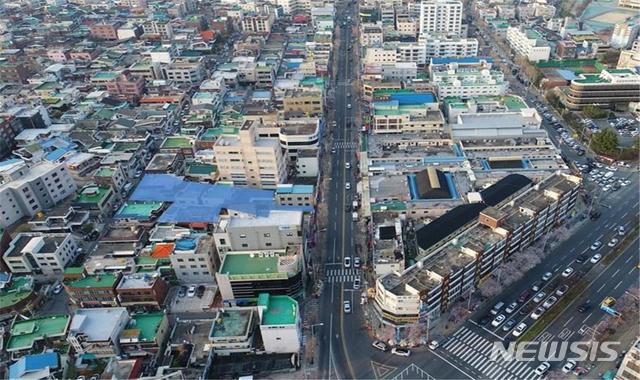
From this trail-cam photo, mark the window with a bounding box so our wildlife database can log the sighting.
[239,234,247,239]
[263,233,271,238]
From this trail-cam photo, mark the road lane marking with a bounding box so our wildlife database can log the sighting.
[613,280,623,290]
[563,316,575,327]
[629,268,636,275]
[626,256,634,263]
[612,269,621,277]
[582,312,593,324]
[428,349,474,379]
[597,283,607,292]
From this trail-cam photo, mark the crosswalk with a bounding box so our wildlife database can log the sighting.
[443,326,540,380]
[333,141,358,149]
[325,268,359,283]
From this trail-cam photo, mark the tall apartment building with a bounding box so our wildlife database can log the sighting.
[506,27,551,62]
[374,173,581,325]
[610,23,639,49]
[0,160,77,228]
[242,12,275,34]
[141,20,174,40]
[213,120,287,189]
[161,59,205,84]
[283,89,324,117]
[559,69,640,110]
[3,232,80,275]
[418,0,463,37]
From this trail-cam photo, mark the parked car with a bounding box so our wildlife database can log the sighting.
[353,277,361,290]
[590,254,602,263]
[555,284,569,297]
[531,307,545,320]
[178,286,187,298]
[533,292,546,303]
[491,314,506,327]
[578,301,591,313]
[391,347,411,357]
[618,226,626,236]
[576,254,588,263]
[518,290,532,303]
[534,362,551,376]
[490,301,505,315]
[372,340,389,351]
[354,257,361,268]
[542,272,553,281]
[562,360,577,374]
[505,302,518,314]
[344,257,351,268]
[512,322,527,337]
[343,300,351,313]
[590,241,603,250]
[196,285,205,298]
[502,319,517,332]
[187,285,197,297]
[543,296,558,309]
[531,281,543,292]
[562,267,574,277]
[608,238,619,247]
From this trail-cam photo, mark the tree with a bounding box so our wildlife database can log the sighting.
[582,105,608,119]
[590,128,619,155]
[479,278,501,298]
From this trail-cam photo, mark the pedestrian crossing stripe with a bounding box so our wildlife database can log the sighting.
[444,326,539,380]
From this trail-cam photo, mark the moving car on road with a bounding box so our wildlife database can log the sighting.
[428,340,440,350]
[344,257,351,268]
[343,300,351,313]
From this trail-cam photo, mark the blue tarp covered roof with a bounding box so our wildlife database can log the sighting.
[389,92,436,105]
[130,174,311,223]
[9,352,59,379]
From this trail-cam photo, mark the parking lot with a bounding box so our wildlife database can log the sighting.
[168,285,216,313]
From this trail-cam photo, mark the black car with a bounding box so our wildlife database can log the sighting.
[576,254,588,263]
[590,211,601,220]
[196,285,206,298]
[578,301,591,313]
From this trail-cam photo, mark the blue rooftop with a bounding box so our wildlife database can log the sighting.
[430,56,494,65]
[9,352,59,379]
[389,92,436,105]
[130,174,311,223]
[276,184,314,194]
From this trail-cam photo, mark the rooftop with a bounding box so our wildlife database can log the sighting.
[67,273,119,289]
[69,307,129,342]
[115,202,164,220]
[7,315,70,351]
[220,254,281,278]
[275,184,314,195]
[210,309,253,339]
[122,313,165,342]
[74,185,111,204]
[258,293,298,325]
[161,136,192,149]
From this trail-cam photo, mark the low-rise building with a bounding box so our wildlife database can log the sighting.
[65,272,121,307]
[431,67,508,97]
[67,307,130,357]
[373,219,405,277]
[3,232,80,275]
[170,235,218,284]
[119,312,169,358]
[6,315,71,353]
[506,27,551,62]
[116,273,169,309]
[559,69,640,110]
[275,184,315,207]
[374,173,581,326]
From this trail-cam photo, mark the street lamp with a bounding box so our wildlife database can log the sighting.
[310,323,324,336]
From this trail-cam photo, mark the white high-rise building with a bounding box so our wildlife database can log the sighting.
[611,23,639,49]
[418,0,463,37]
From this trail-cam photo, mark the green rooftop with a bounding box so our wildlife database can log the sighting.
[0,276,34,310]
[67,273,119,289]
[372,200,407,212]
[74,186,111,204]
[126,313,165,342]
[94,71,119,80]
[220,254,287,280]
[94,167,115,177]
[258,294,298,326]
[7,315,70,351]
[161,136,192,149]
[210,309,253,338]
[187,162,217,175]
[116,202,163,219]
[64,267,84,275]
[113,142,141,152]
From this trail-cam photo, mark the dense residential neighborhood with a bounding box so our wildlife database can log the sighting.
[0,0,638,379]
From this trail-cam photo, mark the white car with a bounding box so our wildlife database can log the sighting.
[52,283,64,294]
[491,314,506,327]
[343,300,351,313]
[561,267,574,278]
[344,257,351,268]
[534,362,551,376]
[347,104,352,109]
[618,226,625,236]
[345,162,351,169]
[187,285,197,297]
[608,238,619,247]
[562,360,577,373]
[590,254,602,263]
[428,340,440,350]
[391,347,411,357]
[531,307,545,320]
[505,302,518,314]
[543,296,558,309]
[542,272,553,281]
[533,292,546,303]
[353,277,361,290]
[512,322,527,337]
[345,182,351,190]
[590,241,603,250]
